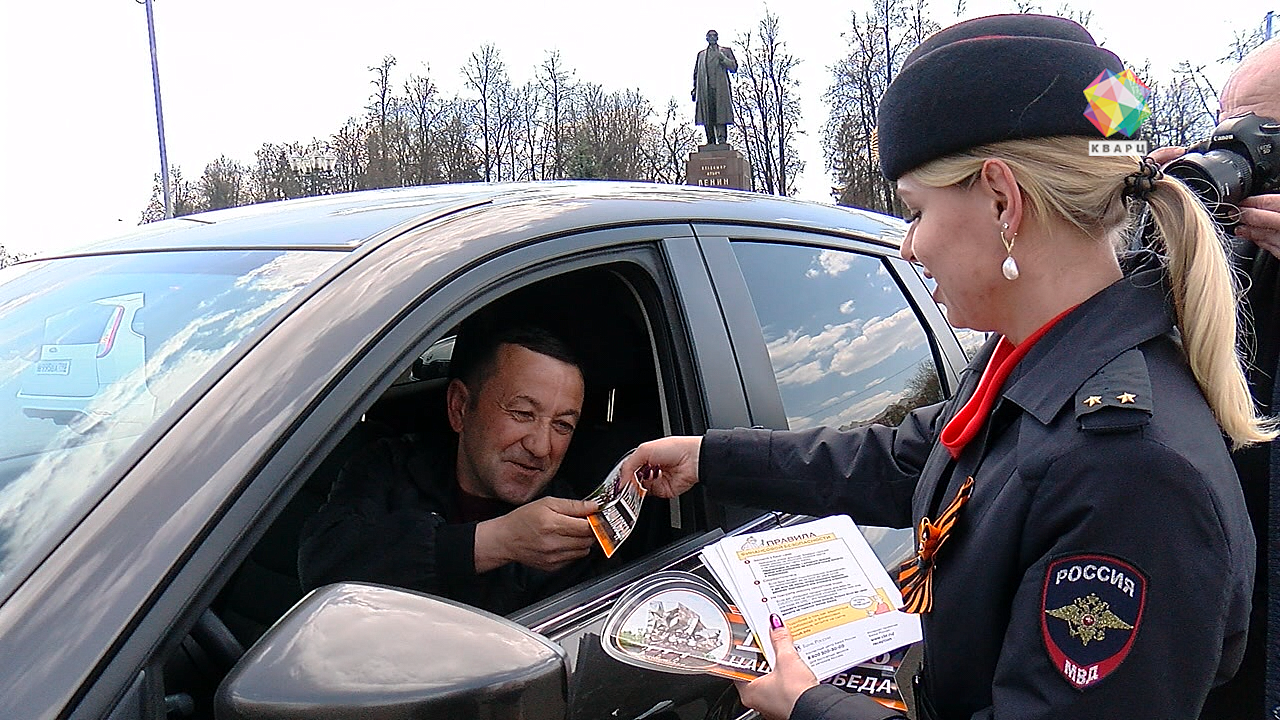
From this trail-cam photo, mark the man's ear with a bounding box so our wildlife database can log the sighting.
[446,378,469,433]
[978,158,1025,234]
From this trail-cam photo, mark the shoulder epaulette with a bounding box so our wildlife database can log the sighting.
[1073,348,1153,434]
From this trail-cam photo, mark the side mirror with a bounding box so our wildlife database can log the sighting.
[215,583,570,720]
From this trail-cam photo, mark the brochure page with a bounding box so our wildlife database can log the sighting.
[699,514,921,681]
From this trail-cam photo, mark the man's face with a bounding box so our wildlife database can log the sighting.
[706,31,718,45]
[449,343,584,505]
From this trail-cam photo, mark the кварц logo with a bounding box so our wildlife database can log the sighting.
[1083,69,1152,156]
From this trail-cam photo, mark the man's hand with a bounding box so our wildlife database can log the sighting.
[474,497,597,573]
[736,616,818,720]
[1235,194,1280,258]
[618,436,702,499]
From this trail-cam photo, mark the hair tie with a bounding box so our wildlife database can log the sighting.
[1122,156,1164,201]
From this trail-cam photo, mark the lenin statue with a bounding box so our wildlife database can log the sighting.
[692,29,737,146]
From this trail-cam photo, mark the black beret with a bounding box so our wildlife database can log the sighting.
[877,14,1125,180]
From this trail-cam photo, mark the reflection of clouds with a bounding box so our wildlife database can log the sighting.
[804,250,854,278]
[285,586,557,692]
[768,307,923,388]
[0,435,128,575]
[829,308,923,376]
[766,323,853,375]
[0,251,337,573]
[816,390,900,428]
[775,359,825,387]
[0,355,28,387]
[839,300,856,315]
[787,388,900,430]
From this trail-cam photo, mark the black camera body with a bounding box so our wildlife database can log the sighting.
[1165,112,1280,226]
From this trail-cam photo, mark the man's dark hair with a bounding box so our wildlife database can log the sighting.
[449,323,581,393]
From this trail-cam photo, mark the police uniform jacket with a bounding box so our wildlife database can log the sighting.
[700,253,1255,720]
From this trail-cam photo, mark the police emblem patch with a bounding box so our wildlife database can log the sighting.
[1041,554,1146,690]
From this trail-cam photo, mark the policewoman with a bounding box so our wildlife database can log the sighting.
[620,13,1275,720]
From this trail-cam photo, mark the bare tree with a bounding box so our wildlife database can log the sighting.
[199,155,251,211]
[731,10,804,196]
[0,245,25,269]
[824,0,937,212]
[436,98,483,183]
[402,65,446,186]
[538,51,575,180]
[365,55,400,189]
[1141,64,1216,149]
[647,99,700,184]
[463,45,510,182]
[564,84,654,180]
[140,165,200,222]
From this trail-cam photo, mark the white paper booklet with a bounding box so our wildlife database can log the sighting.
[699,514,922,681]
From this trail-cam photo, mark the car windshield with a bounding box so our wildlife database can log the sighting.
[0,249,341,588]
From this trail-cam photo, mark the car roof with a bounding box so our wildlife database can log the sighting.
[39,181,906,259]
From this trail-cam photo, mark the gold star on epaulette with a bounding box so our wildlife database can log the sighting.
[1083,395,1103,407]
[1116,393,1136,404]
[1045,593,1133,646]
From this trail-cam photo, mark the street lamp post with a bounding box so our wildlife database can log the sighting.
[138,0,171,218]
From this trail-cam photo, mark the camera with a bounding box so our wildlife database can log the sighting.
[1164,112,1280,227]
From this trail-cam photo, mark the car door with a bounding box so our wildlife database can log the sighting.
[517,224,967,718]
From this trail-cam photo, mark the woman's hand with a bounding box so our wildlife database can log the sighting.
[618,436,703,498]
[736,615,818,720]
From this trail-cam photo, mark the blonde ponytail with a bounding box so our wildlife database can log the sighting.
[1144,177,1277,448]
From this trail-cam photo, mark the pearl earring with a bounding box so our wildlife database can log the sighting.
[1000,222,1019,280]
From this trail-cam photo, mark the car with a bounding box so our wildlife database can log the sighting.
[17,290,157,432]
[0,181,968,720]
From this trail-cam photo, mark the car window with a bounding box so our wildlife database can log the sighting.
[730,242,943,430]
[0,250,341,590]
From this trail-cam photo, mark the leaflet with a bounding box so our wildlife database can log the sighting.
[699,515,921,681]
[584,453,647,558]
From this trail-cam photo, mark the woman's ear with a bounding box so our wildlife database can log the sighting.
[978,159,1024,234]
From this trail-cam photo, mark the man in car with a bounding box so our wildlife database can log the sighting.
[298,324,601,615]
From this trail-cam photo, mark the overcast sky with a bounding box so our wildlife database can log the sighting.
[1,0,1274,259]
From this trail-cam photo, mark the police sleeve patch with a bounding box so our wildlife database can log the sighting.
[1040,554,1146,690]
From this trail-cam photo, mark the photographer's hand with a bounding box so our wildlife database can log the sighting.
[1235,194,1280,259]
[1148,145,1185,165]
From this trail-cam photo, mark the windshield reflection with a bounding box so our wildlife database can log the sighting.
[0,250,339,587]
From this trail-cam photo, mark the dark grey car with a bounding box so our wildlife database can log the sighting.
[0,182,966,720]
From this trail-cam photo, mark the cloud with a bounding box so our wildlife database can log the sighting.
[765,322,850,374]
[804,249,855,278]
[828,307,924,376]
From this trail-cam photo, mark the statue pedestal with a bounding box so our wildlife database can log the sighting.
[686,147,751,190]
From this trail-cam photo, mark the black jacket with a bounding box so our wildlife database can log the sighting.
[701,256,1255,720]
[298,433,592,616]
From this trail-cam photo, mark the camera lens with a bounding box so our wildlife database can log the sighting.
[1166,149,1255,212]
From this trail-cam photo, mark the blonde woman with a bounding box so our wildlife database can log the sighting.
[621,14,1275,720]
